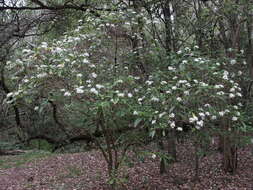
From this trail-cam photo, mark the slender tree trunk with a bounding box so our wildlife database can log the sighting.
[221,119,238,174]
[167,129,177,162]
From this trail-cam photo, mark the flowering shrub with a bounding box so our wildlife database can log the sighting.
[133,47,245,138]
[3,12,248,177]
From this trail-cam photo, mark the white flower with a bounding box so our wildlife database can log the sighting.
[238,102,243,107]
[151,97,159,102]
[64,91,71,96]
[168,66,175,71]
[91,72,97,78]
[146,81,153,85]
[76,88,84,94]
[55,47,63,53]
[23,79,29,83]
[177,50,182,54]
[169,113,175,118]
[230,88,235,92]
[173,76,178,80]
[217,91,225,95]
[95,84,104,89]
[77,73,83,77]
[151,154,156,159]
[151,120,156,124]
[211,115,217,120]
[90,88,98,95]
[178,80,187,84]
[200,82,208,87]
[161,81,167,85]
[223,75,228,80]
[236,111,240,116]
[214,85,224,89]
[83,58,89,64]
[229,93,235,98]
[193,80,198,83]
[219,111,225,116]
[176,97,182,102]
[238,71,242,76]
[37,73,47,78]
[40,42,48,48]
[172,86,177,90]
[57,64,64,68]
[236,92,242,97]
[233,105,238,110]
[34,106,39,111]
[166,90,171,94]
[216,63,220,66]
[133,111,138,115]
[199,112,205,118]
[189,116,198,123]
[197,120,204,127]
[118,93,125,97]
[177,127,183,131]
[230,59,236,65]
[127,93,133,98]
[205,112,210,116]
[184,91,190,95]
[232,116,238,121]
[6,92,13,98]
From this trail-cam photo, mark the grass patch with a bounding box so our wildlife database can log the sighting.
[0,150,54,169]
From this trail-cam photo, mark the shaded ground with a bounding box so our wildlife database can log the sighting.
[0,142,252,190]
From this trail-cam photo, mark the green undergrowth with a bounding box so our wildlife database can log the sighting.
[0,150,54,169]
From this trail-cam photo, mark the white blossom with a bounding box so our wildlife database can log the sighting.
[219,111,225,116]
[229,93,235,98]
[127,93,133,98]
[189,116,198,123]
[151,97,159,102]
[76,87,84,93]
[197,120,204,127]
[64,91,71,96]
[232,116,238,121]
[176,97,182,102]
[168,66,176,71]
[230,59,236,65]
[118,93,125,97]
[95,84,104,89]
[211,115,217,120]
[91,72,97,78]
[146,81,153,85]
[90,88,98,95]
[169,113,175,118]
